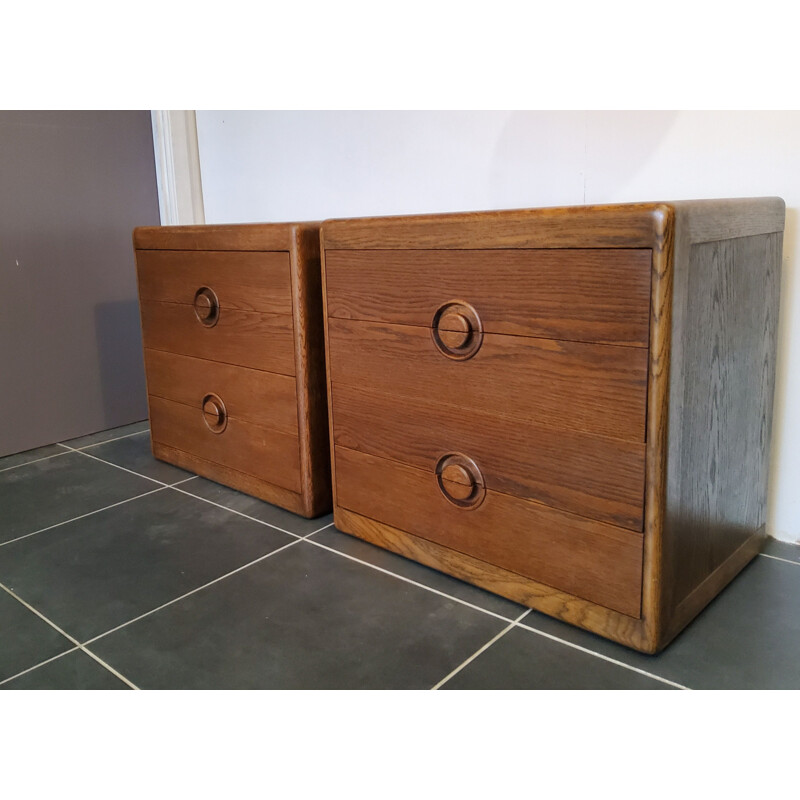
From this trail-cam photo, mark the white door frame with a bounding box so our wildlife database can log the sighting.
[150,110,206,225]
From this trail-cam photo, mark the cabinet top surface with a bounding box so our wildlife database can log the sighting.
[134,221,321,252]
[320,197,785,250]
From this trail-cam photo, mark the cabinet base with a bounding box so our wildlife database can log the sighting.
[154,441,329,518]
[333,507,766,654]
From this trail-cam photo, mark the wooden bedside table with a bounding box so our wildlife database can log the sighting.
[320,198,784,652]
[133,223,330,518]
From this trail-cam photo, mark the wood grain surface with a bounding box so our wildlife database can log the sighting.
[136,221,332,519]
[334,446,644,617]
[670,197,785,242]
[325,248,652,346]
[140,301,296,375]
[136,250,292,314]
[319,197,786,652]
[144,349,299,434]
[321,202,672,250]
[335,507,651,651]
[639,200,783,652]
[331,382,646,529]
[288,225,332,517]
[663,231,781,610]
[154,442,308,516]
[327,318,648,441]
[134,222,309,251]
[638,203,674,652]
[149,395,301,493]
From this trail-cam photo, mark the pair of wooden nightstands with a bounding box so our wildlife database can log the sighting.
[133,198,784,653]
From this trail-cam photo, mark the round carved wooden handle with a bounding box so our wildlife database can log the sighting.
[431,301,483,360]
[194,287,220,327]
[436,453,486,509]
[202,393,227,433]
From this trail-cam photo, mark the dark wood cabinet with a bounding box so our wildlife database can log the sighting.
[320,199,784,652]
[134,223,331,518]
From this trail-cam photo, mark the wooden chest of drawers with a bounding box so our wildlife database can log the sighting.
[320,199,784,652]
[133,223,331,518]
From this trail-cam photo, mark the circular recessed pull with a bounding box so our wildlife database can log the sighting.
[435,453,486,509]
[431,301,483,360]
[193,287,220,327]
[201,393,227,434]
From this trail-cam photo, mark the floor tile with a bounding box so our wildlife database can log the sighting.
[60,420,149,449]
[0,589,74,682]
[90,541,506,689]
[441,625,675,689]
[1,649,129,690]
[0,444,69,472]
[518,556,800,689]
[761,538,800,563]
[82,431,192,484]
[0,488,295,643]
[178,477,334,536]
[311,526,527,621]
[0,452,156,545]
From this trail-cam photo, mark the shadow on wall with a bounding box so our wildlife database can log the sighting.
[94,300,148,430]
[487,111,680,207]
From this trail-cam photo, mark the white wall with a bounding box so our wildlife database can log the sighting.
[195,110,800,543]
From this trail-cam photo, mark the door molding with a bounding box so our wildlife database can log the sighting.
[151,110,206,225]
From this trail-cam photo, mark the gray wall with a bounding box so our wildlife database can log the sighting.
[0,111,160,457]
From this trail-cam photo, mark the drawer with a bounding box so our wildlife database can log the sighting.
[325,248,652,346]
[327,318,648,441]
[334,447,643,617]
[331,383,645,530]
[144,350,299,435]
[136,250,292,315]
[140,301,296,375]
[149,395,301,493]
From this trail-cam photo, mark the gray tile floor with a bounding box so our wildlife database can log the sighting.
[1,421,799,690]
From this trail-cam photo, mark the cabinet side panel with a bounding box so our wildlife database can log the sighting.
[290,225,332,517]
[664,231,782,611]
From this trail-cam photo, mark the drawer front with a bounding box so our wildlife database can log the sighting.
[328,318,648,441]
[335,447,643,617]
[145,349,299,435]
[140,301,296,375]
[325,248,652,346]
[331,383,645,530]
[149,395,301,493]
[136,250,292,315]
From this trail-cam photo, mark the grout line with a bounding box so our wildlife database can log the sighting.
[66,442,199,489]
[1,516,326,687]
[516,620,690,690]
[170,475,198,487]
[3,426,693,691]
[68,428,150,450]
[0,487,167,548]
[169,484,306,540]
[78,647,140,690]
[303,537,519,624]
[60,444,168,486]
[0,583,139,689]
[0,647,80,687]
[305,535,690,690]
[64,437,195,490]
[0,582,92,648]
[759,552,800,567]
[0,450,73,474]
[81,536,306,647]
[431,609,532,690]
[301,522,335,539]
